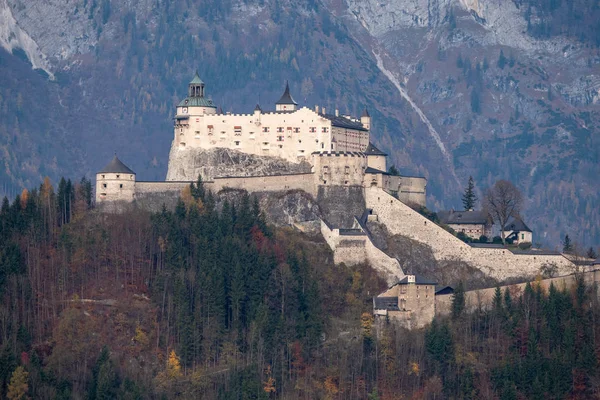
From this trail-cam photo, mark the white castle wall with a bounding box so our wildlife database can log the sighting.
[172,107,368,166]
[365,187,575,280]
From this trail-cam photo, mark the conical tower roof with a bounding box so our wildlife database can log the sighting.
[365,142,387,156]
[361,108,370,118]
[276,81,297,105]
[189,71,204,85]
[99,155,135,174]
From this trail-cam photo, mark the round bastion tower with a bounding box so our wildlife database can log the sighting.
[95,155,136,204]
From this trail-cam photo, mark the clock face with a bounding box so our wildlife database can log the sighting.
[182,107,188,113]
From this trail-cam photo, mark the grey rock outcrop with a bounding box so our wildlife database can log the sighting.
[166,147,313,181]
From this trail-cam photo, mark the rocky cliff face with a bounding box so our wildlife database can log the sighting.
[166,147,313,181]
[1,0,599,248]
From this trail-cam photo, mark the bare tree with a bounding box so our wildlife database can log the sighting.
[484,180,523,245]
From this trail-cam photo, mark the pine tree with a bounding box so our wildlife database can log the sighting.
[503,288,512,314]
[586,247,597,259]
[452,281,465,319]
[563,234,573,253]
[493,286,503,313]
[461,176,477,210]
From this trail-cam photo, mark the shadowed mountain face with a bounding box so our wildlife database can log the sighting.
[0,0,598,248]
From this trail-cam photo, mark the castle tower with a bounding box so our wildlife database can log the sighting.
[176,72,217,116]
[275,82,298,112]
[361,108,371,130]
[365,143,387,172]
[96,155,136,204]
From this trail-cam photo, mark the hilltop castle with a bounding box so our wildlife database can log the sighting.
[95,74,576,289]
[96,73,427,206]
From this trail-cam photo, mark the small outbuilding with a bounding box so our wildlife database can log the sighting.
[502,217,533,245]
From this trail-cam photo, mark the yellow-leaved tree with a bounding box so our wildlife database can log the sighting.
[167,349,183,379]
[155,349,183,394]
[263,365,276,394]
[7,366,29,400]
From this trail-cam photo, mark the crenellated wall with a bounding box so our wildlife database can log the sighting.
[365,187,575,281]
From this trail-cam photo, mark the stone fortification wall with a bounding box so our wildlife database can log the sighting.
[436,269,600,316]
[134,181,190,212]
[382,175,427,206]
[209,173,316,197]
[313,152,367,186]
[321,220,403,284]
[166,147,313,181]
[364,238,405,283]
[365,187,575,280]
[134,175,317,212]
[317,186,366,228]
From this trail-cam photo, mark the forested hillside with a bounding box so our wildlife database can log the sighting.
[2,177,600,398]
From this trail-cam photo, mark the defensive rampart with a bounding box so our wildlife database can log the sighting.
[365,187,575,281]
[435,269,600,316]
[321,219,403,284]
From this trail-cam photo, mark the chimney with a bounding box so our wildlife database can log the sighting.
[335,109,339,117]
[323,107,326,114]
[315,105,320,113]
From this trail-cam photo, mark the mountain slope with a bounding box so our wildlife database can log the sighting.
[0,0,598,248]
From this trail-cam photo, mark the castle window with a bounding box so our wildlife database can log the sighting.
[321,143,324,149]
[323,166,329,174]
[235,141,240,146]
[294,128,300,133]
[102,184,107,188]
[298,140,302,144]
[101,175,105,179]
[322,127,328,133]
[345,166,349,175]
[277,136,284,142]
[116,175,120,178]
[309,127,316,133]
[234,126,242,136]
[263,127,269,133]
[119,184,123,189]
[277,127,284,133]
